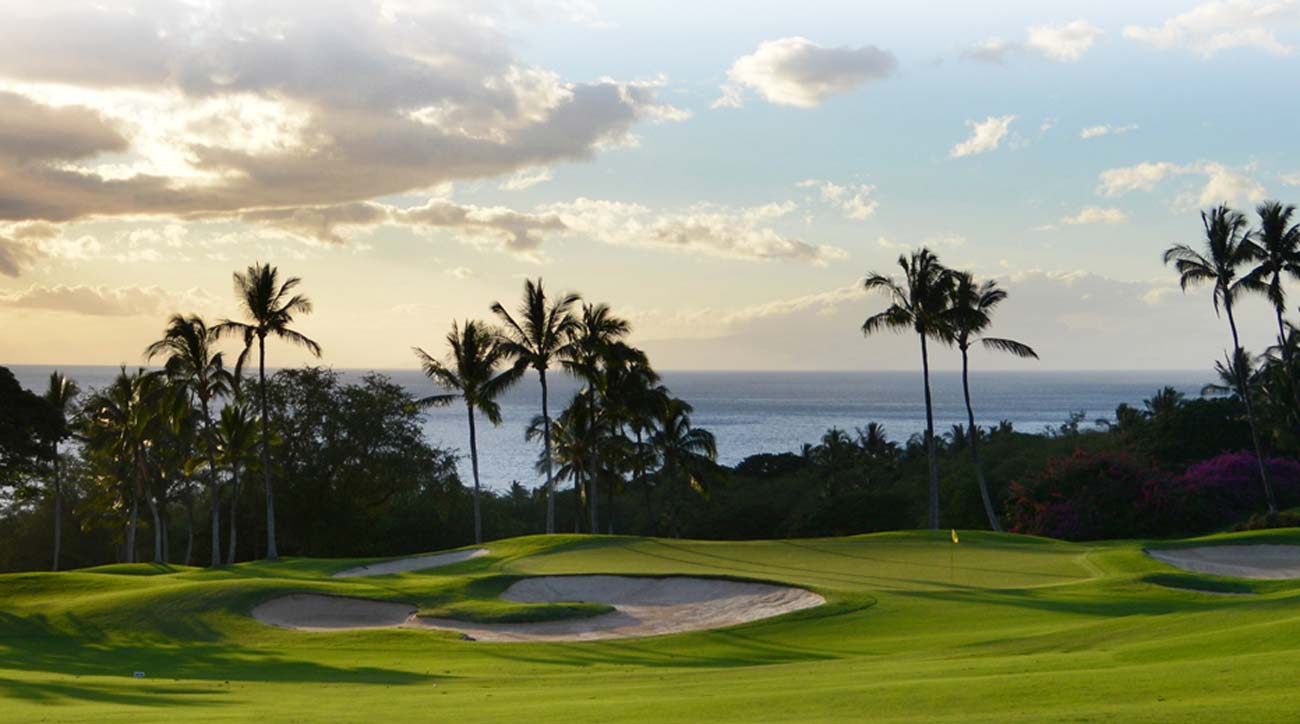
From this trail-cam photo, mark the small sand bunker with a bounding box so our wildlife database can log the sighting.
[253,594,417,631]
[1147,545,1300,579]
[332,548,488,578]
[418,575,825,642]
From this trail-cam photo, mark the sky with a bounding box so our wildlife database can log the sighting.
[1,0,1299,372]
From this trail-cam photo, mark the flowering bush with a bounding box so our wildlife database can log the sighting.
[1006,449,1300,540]
[1005,449,1166,541]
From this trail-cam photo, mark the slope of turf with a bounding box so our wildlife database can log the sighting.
[3,530,1300,722]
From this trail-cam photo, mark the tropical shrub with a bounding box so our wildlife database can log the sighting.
[1004,449,1167,540]
[1152,453,1300,533]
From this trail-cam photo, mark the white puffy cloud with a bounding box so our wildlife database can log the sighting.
[965,20,1103,64]
[1124,0,1300,56]
[714,37,896,108]
[1062,207,1130,225]
[1026,20,1105,62]
[796,179,879,219]
[543,197,846,264]
[1080,123,1138,139]
[1097,161,1265,206]
[1281,171,1300,185]
[949,115,1016,158]
[498,167,554,191]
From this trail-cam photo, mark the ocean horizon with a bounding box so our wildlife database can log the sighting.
[7,365,1212,492]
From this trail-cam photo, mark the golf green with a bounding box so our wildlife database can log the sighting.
[3,529,1300,722]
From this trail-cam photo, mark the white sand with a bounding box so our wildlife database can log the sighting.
[417,575,826,642]
[252,575,824,641]
[332,548,489,578]
[1147,545,1300,579]
[253,594,417,631]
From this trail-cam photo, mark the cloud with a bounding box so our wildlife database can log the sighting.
[1026,20,1105,62]
[1124,0,1300,56]
[1080,123,1139,139]
[543,197,846,264]
[1097,161,1266,206]
[714,37,896,108]
[0,284,213,317]
[965,20,1103,64]
[876,234,967,251]
[1281,171,1300,185]
[243,198,568,256]
[1062,207,1130,225]
[950,115,1016,158]
[446,266,476,279]
[0,2,685,223]
[796,179,879,219]
[498,167,554,191]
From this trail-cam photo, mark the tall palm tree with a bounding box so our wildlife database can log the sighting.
[1250,201,1300,351]
[563,302,639,534]
[1164,205,1275,512]
[82,368,157,563]
[414,320,522,544]
[601,359,661,534]
[491,278,579,534]
[214,263,321,560]
[863,248,954,529]
[216,400,257,563]
[43,371,79,571]
[147,314,232,567]
[527,396,595,532]
[945,272,1038,532]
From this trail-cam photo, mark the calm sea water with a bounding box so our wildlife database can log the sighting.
[8,366,1209,492]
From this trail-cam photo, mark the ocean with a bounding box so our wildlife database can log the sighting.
[7,366,1210,492]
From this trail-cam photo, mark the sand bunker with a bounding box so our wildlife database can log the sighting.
[1147,545,1300,579]
[254,575,824,641]
[253,594,417,631]
[419,575,825,642]
[332,548,488,578]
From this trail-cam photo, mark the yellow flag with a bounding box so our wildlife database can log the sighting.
[951,529,959,544]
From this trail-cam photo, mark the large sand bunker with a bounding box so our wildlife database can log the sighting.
[1147,545,1300,579]
[332,548,488,578]
[254,594,417,631]
[254,575,825,641]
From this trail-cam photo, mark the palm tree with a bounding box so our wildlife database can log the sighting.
[1164,205,1276,512]
[945,272,1038,532]
[147,314,232,567]
[82,368,157,563]
[43,372,79,571]
[1250,202,1300,352]
[214,263,321,559]
[491,278,579,534]
[563,302,639,534]
[414,320,522,544]
[528,394,595,532]
[650,397,719,538]
[601,359,661,534]
[216,400,257,563]
[863,248,954,529]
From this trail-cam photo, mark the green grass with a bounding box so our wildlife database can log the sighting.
[4,530,1300,722]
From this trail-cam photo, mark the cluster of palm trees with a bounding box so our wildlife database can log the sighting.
[862,249,1039,532]
[1164,202,1300,515]
[415,279,719,543]
[72,263,319,566]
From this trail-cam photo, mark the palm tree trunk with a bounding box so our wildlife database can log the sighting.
[1273,296,1300,420]
[126,490,139,564]
[200,397,222,567]
[467,403,483,545]
[1226,302,1278,513]
[919,333,940,529]
[227,466,240,564]
[589,394,599,535]
[574,469,583,534]
[147,492,163,564]
[184,486,195,566]
[51,446,61,572]
[638,430,657,537]
[961,346,1002,532]
[540,370,556,535]
[258,336,279,559]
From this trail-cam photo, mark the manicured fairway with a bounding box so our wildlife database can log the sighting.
[3,530,1300,722]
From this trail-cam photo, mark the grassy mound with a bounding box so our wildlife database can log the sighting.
[3,530,1300,721]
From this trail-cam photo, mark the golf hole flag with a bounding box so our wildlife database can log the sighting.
[951,529,959,544]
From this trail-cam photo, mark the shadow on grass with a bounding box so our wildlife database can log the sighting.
[0,610,439,707]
